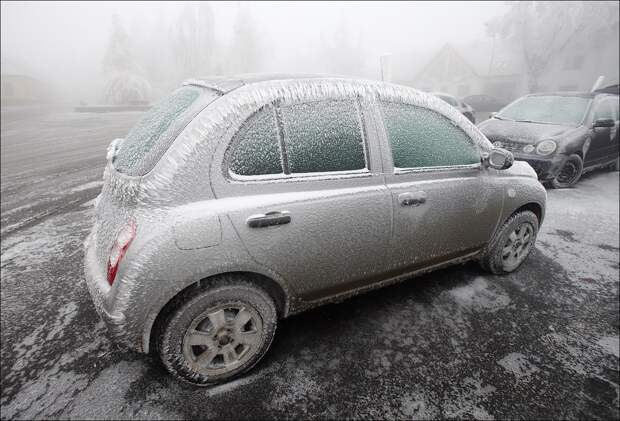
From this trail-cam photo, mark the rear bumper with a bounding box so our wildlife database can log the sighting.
[512,153,567,181]
[83,231,142,352]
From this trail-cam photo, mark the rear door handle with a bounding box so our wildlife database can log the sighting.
[247,211,291,228]
[399,191,427,207]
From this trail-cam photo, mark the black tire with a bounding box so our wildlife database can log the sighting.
[480,210,539,275]
[157,275,277,386]
[550,154,583,188]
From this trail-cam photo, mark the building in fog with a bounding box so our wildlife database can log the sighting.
[415,21,619,103]
[535,20,619,93]
[413,41,526,103]
[1,58,51,106]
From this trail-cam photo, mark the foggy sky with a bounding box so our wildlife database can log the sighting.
[1,1,507,102]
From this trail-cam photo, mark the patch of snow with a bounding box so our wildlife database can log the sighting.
[597,336,619,358]
[497,352,540,379]
[445,277,511,312]
[69,180,103,193]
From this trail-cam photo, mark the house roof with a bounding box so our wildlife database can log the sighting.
[415,41,523,82]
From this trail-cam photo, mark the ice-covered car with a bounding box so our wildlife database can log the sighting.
[478,92,620,188]
[431,92,476,123]
[84,74,546,385]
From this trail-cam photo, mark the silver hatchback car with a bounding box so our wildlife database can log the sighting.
[84,75,546,385]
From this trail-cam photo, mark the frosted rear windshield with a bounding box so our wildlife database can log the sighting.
[114,86,220,175]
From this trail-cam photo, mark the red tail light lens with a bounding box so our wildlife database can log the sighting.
[106,221,136,285]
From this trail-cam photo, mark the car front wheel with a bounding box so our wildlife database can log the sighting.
[551,154,583,188]
[157,275,277,385]
[480,210,539,275]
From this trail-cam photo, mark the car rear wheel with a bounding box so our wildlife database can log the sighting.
[157,275,277,385]
[480,210,539,275]
[551,154,583,188]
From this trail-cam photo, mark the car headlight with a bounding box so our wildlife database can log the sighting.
[536,140,557,156]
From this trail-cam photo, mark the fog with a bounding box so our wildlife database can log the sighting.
[1,1,507,102]
[1,1,618,105]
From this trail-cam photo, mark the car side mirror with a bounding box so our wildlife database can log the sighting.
[483,148,513,170]
[593,118,615,128]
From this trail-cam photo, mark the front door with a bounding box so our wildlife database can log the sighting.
[586,96,620,165]
[377,100,501,272]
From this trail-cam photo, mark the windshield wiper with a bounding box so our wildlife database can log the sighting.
[493,115,512,121]
[514,119,556,125]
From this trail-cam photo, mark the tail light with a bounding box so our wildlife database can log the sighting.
[106,221,136,286]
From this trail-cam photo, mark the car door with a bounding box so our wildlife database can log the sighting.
[213,96,392,302]
[586,96,619,165]
[376,99,502,272]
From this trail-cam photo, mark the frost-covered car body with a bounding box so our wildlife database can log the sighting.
[84,75,546,353]
[479,92,620,182]
[431,92,476,123]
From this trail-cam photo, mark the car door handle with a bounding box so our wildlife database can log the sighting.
[247,211,291,228]
[399,191,427,207]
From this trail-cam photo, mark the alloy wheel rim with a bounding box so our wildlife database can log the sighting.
[502,222,534,270]
[182,303,262,375]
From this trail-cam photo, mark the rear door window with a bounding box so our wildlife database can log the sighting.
[380,101,480,169]
[114,86,219,175]
[228,106,283,176]
[279,99,366,173]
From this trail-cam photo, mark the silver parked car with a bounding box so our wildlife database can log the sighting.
[84,75,546,385]
[431,92,476,123]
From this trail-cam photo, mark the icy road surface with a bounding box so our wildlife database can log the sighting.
[1,106,618,419]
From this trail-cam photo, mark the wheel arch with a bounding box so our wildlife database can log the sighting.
[513,202,544,225]
[145,271,290,354]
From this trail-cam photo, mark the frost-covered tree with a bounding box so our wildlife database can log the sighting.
[486,1,619,92]
[321,16,364,77]
[228,5,261,74]
[170,2,216,80]
[101,14,151,105]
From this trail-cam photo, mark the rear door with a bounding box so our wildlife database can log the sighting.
[376,100,502,271]
[212,95,392,301]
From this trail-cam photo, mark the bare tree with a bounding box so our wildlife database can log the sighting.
[487,1,619,91]
[321,16,364,77]
[170,2,216,81]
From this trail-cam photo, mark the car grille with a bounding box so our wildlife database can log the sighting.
[491,140,527,153]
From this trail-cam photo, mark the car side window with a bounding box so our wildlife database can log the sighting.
[380,101,480,169]
[229,106,283,176]
[279,99,366,173]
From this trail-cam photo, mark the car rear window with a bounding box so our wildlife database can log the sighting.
[114,86,219,175]
[280,99,366,173]
[228,106,283,176]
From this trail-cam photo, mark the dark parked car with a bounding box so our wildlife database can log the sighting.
[431,92,476,123]
[463,94,507,112]
[478,92,619,188]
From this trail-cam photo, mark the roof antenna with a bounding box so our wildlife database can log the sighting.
[591,75,605,92]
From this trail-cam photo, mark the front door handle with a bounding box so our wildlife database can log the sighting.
[247,211,291,228]
[399,191,427,207]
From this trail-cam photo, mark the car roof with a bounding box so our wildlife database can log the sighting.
[183,73,354,94]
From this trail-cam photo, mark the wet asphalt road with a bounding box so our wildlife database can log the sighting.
[1,106,619,420]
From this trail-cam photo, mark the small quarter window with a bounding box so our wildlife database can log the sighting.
[380,101,480,169]
[229,106,283,176]
[280,99,366,173]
